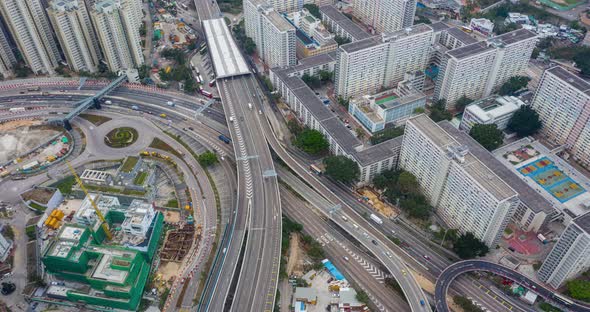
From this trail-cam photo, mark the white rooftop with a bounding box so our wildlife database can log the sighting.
[203,18,251,78]
[465,96,524,123]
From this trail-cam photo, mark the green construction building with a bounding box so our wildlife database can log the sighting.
[41,200,164,311]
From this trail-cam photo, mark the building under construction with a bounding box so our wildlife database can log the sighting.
[39,194,164,311]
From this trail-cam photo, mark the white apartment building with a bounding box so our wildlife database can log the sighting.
[459,95,524,132]
[383,24,433,87]
[0,230,11,262]
[0,0,61,75]
[245,0,296,68]
[47,0,101,73]
[0,23,15,78]
[539,212,590,288]
[335,23,433,99]
[264,0,333,12]
[90,0,144,72]
[435,29,536,109]
[320,5,371,42]
[400,115,519,246]
[352,0,416,33]
[531,66,590,168]
[334,36,389,99]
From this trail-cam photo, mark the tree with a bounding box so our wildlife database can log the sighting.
[138,65,151,79]
[399,195,431,219]
[243,37,256,55]
[568,279,590,302]
[414,15,432,25]
[198,151,219,167]
[429,99,452,122]
[301,73,321,88]
[302,3,321,18]
[499,76,530,96]
[287,119,303,136]
[494,21,519,35]
[469,124,504,151]
[370,127,404,144]
[355,290,370,304]
[396,171,419,195]
[334,35,351,46]
[453,232,489,259]
[318,70,333,82]
[2,226,14,240]
[294,129,329,155]
[324,156,360,183]
[184,77,198,93]
[455,96,473,112]
[337,96,350,109]
[507,106,542,137]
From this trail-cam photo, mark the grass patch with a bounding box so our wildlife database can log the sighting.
[25,225,36,241]
[79,113,111,126]
[84,184,146,196]
[104,127,138,148]
[28,202,46,211]
[121,156,139,173]
[52,176,76,195]
[149,137,183,159]
[134,171,148,185]
[165,199,179,208]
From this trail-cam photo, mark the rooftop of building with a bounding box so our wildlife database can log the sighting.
[319,5,371,41]
[90,247,137,283]
[355,136,403,165]
[440,124,554,214]
[383,23,433,41]
[320,117,362,154]
[339,36,383,54]
[409,115,517,200]
[21,187,58,205]
[202,18,250,78]
[447,41,493,59]
[264,9,295,33]
[465,95,524,122]
[546,66,590,94]
[445,27,478,45]
[294,287,317,301]
[574,212,590,233]
[431,21,451,32]
[489,28,536,46]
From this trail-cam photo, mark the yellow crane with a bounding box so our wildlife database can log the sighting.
[65,161,112,240]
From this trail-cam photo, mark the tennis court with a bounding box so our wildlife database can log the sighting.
[518,157,586,203]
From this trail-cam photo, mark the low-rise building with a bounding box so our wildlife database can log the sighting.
[80,169,112,185]
[506,12,530,25]
[348,82,426,132]
[459,95,524,132]
[286,9,338,58]
[470,18,494,36]
[0,230,12,263]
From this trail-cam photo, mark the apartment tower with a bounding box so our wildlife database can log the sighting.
[47,0,101,73]
[352,0,416,33]
[0,0,62,75]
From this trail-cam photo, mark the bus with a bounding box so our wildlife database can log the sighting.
[208,79,216,87]
[553,294,573,306]
[310,164,322,175]
[198,74,203,83]
[201,90,213,98]
[218,134,231,144]
[27,86,40,92]
[195,75,201,84]
[190,61,195,70]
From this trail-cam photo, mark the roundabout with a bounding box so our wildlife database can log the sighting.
[103,126,139,148]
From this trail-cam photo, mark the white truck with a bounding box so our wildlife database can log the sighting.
[248,103,253,110]
[229,116,234,122]
[167,101,175,107]
[131,105,139,110]
[104,100,112,105]
[370,213,383,225]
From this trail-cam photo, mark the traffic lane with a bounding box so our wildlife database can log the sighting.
[225,77,279,312]
[280,189,410,312]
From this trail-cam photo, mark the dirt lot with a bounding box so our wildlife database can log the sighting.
[286,233,302,276]
[0,122,60,163]
[163,210,180,223]
[158,261,181,282]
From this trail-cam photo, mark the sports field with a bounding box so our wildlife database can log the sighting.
[518,157,586,203]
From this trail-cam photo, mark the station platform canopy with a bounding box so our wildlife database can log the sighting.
[202,18,251,79]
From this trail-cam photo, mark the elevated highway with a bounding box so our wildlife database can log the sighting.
[435,260,590,312]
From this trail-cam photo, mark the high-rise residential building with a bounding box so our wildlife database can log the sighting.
[245,0,296,68]
[0,0,61,75]
[352,0,416,33]
[531,66,590,168]
[334,23,433,99]
[0,17,16,78]
[435,29,536,109]
[538,212,590,288]
[47,0,101,73]
[400,114,518,246]
[90,0,144,72]
[263,0,334,13]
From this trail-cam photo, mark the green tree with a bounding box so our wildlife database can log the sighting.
[399,195,431,219]
[184,77,198,93]
[337,96,350,109]
[568,279,590,302]
[138,65,152,79]
[539,302,563,312]
[429,99,452,122]
[495,21,519,35]
[324,156,360,183]
[302,3,321,18]
[507,106,542,137]
[396,171,419,195]
[294,129,329,155]
[455,95,474,112]
[334,35,351,46]
[454,296,484,312]
[469,124,504,151]
[301,73,321,88]
[499,76,530,95]
[198,151,219,167]
[414,15,432,24]
[453,232,489,259]
[2,226,14,240]
[355,290,370,304]
[370,127,404,144]
[243,37,256,55]
[287,119,304,136]
[318,70,333,82]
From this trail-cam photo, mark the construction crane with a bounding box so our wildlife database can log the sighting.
[65,161,112,240]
